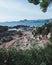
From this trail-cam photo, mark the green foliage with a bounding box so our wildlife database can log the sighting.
[36,27,43,34]
[40,0,49,12]
[40,62,46,65]
[43,44,52,65]
[28,0,52,12]
[43,22,52,33]
[50,26,52,42]
[7,48,18,65]
[28,0,40,5]
[0,48,7,65]
[50,33,52,42]
[32,22,52,36]
[0,44,52,65]
[7,44,51,65]
[32,27,43,36]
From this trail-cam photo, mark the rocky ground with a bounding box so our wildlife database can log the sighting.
[0,30,50,51]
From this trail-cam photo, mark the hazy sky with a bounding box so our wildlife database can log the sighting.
[0,0,52,22]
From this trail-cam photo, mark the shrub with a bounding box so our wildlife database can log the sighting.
[0,48,7,65]
[0,44,52,65]
[40,62,46,65]
[50,27,52,42]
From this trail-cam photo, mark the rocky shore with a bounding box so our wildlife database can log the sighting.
[0,24,51,50]
[0,25,33,44]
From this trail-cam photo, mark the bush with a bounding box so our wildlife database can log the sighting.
[40,62,46,65]
[50,26,52,42]
[32,27,43,36]
[7,48,18,65]
[50,33,52,42]
[7,48,26,65]
[43,44,52,65]
[0,48,7,65]
[0,44,52,65]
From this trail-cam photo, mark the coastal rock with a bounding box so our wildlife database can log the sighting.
[2,36,13,42]
[0,26,8,32]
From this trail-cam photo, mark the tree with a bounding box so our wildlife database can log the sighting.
[28,0,52,12]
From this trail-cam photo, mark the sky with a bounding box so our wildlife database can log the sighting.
[0,0,52,22]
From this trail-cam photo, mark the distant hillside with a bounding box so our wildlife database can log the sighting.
[0,19,52,27]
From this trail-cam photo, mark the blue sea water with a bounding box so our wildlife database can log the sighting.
[0,21,48,27]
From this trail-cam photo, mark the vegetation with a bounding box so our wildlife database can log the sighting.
[50,26,52,42]
[0,48,7,65]
[33,27,43,35]
[28,0,52,12]
[32,22,52,36]
[43,22,52,32]
[0,43,52,65]
[50,33,52,42]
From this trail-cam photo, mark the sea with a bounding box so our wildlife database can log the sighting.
[0,20,48,27]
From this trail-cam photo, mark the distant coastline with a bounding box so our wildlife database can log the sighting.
[0,19,51,27]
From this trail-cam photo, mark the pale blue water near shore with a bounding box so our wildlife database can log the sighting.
[0,21,48,27]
